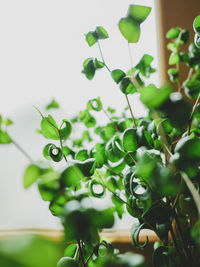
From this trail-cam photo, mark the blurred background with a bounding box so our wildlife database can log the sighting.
[0,0,158,230]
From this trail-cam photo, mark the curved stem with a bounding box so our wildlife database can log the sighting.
[77,239,86,267]
[58,130,68,163]
[11,138,33,163]
[125,94,137,128]
[97,41,111,72]
[187,92,200,135]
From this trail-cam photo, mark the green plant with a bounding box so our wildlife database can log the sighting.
[1,4,200,267]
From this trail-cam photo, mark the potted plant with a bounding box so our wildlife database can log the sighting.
[1,3,200,267]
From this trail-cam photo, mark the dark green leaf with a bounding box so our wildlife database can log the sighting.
[120,77,137,94]
[95,26,109,39]
[43,143,53,160]
[90,179,105,198]
[194,33,200,48]
[174,136,200,160]
[82,58,96,80]
[111,69,126,84]
[87,97,102,111]
[131,222,148,248]
[48,144,63,162]
[64,244,78,258]
[135,54,155,78]
[61,165,84,187]
[122,128,138,152]
[168,68,179,82]
[60,119,72,140]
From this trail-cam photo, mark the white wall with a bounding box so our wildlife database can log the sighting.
[0,0,158,229]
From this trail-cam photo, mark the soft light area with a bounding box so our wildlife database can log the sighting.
[0,0,158,229]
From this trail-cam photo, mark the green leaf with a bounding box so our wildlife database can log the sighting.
[193,15,200,35]
[140,84,171,109]
[43,143,53,160]
[94,59,104,69]
[111,69,126,84]
[60,119,72,140]
[61,165,84,187]
[95,26,109,39]
[45,99,59,110]
[41,115,59,140]
[127,5,151,24]
[153,246,171,267]
[118,17,140,43]
[0,130,12,144]
[75,149,89,161]
[135,54,155,78]
[57,257,78,267]
[168,68,179,82]
[64,244,78,258]
[174,136,200,159]
[39,171,60,184]
[111,193,124,219]
[169,52,180,65]
[24,164,41,189]
[194,33,200,49]
[82,58,96,80]
[87,97,102,111]
[85,31,97,47]
[166,27,181,39]
[119,77,137,94]
[122,128,138,152]
[131,222,148,248]
[90,179,105,198]
[4,118,13,127]
[48,144,63,162]
[76,158,95,177]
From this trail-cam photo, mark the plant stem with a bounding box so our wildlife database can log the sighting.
[102,108,118,131]
[77,239,86,267]
[169,225,187,267]
[187,92,200,135]
[97,41,111,72]
[125,94,137,128]
[11,138,33,163]
[128,42,134,69]
[58,130,68,163]
[181,172,200,217]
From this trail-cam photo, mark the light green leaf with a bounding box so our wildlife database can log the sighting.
[85,31,97,47]
[24,164,41,189]
[193,15,200,35]
[128,5,151,24]
[122,128,138,152]
[119,17,140,43]
[41,115,59,140]
[0,130,12,144]
[111,69,126,84]
[60,119,72,140]
[95,26,109,39]
[45,99,59,110]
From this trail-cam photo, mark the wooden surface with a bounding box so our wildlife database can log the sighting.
[155,0,200,86]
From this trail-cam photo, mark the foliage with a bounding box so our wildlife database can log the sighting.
[1,4,200,267]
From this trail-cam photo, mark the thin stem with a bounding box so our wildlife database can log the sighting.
[187,92,200,135]
[128,42,134,69]
[77,239,86,267]
[58,130,68,163]
[85,251,94,265]
[96,171,132,209]
[97,41,111,72]
[102,108,118,131]
[11,138,33,163]
[125,94,137,128]
[169,226,187,267]
[181,172,200,217]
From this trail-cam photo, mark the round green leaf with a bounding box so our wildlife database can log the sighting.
[119,17,140,43]
[43,143,53,160]
[56,257,78,267]
[122,128,138,152]
[90,179,105,198]
[87,98,102,111]
[166,27,181,39]
[120,77,137,94]
[24,164,41,189]
[75,149,89,161]
[41,115,59,140]
[60,119,72,140]
[85,31,97,47]
[111,69,126,84]
[169,52,180,65]
[0,130,12,144]
[49,144,63,162]
[128,5,151,24]
[95,26,109,39]
[193,15,200,35]
[82,58,96,80]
